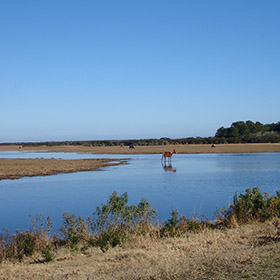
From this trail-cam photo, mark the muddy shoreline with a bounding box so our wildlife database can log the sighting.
[0,158,128,180]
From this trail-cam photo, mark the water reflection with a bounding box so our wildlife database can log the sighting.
[1,152,280,232]
[162,162,177,173]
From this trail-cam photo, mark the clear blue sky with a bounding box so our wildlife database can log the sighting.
[1,0,279,142]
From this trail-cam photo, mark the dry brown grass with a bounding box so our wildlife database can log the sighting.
[0,158,128,180]
[1,143,280,154]
[1,222,279,280]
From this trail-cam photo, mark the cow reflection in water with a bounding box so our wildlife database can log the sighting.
[162,162,177,173]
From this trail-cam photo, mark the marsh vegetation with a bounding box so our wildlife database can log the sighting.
[1,188,280,279]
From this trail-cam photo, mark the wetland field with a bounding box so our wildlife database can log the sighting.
[0,143,280,279]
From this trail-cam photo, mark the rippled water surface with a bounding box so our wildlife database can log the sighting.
[0,151,280,231]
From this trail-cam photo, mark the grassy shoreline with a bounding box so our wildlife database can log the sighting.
[0,188,280,279]
[1,222,279,280]
[1,143,280,154]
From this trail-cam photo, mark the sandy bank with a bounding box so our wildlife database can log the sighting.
[0,158,128,180]
[1,143,280,154]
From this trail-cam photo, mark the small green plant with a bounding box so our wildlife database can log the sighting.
[41,245,54,262]
[6,231,37,261]
[22,232,36,256]
[179,216,203,232]
[95,227,126,252]
[161,211,204,237]
[161,210,180,237]
[59,212,88,250]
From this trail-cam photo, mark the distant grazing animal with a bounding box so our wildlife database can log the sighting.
[129,145,135,149]
[162,149,176,162]
[211,144,216,148]
[18,146,22,151]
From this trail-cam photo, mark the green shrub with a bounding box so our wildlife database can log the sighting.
[22,232,36,256]
[59,212,88,250]
[161,211,204,237]
[41,245,54,262]
[179,216,203,232]
[161,210,180,237]
[4,231,37,261]
[95,227,126,252]
[91,191,157,251]
[225,187,280,224]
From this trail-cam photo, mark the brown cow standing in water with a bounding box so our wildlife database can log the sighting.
[162,149,176,162]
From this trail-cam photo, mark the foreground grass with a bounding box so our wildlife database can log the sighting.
[0,222,279,280]
[1,188,280,279]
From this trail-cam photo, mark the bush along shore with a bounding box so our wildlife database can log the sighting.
[1,187,280,265]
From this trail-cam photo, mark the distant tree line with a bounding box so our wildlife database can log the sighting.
[0,137,221,147]
[1,120,279,147]
[215,121,280,143]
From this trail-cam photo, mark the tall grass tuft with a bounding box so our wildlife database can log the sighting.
[0,215,53,262]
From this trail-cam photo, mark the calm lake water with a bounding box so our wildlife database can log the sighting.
[0,151,280,232]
